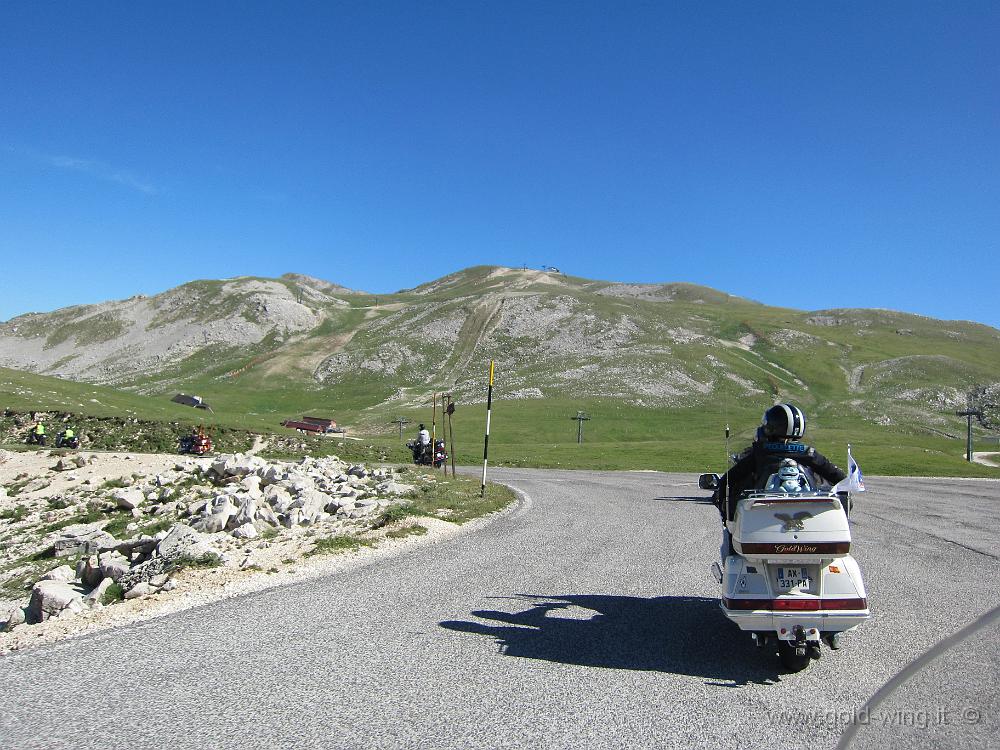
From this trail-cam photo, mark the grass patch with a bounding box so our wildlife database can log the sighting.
[6,479,34,497]
[102,513,135,539]
[259,526,280,540]
[0,505,28,522]
[46,497,73,510]
[100,478,128,490]
[0,548,68,599]
[306,534,375,556]
[385,524,428,539]
[402,473,516,524]
[101,582,125,605]
[373,503,419,529]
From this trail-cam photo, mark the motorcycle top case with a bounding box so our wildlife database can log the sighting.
[731,492,852,561]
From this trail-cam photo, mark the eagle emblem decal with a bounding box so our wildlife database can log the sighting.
[775,511,812,532]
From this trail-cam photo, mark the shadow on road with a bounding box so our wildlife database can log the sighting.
[654,495,715,504]
[440,593,780,686]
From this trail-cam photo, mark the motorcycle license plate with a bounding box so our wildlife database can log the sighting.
[775,566,812,591]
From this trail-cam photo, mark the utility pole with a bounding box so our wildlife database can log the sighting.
[955,389,996,462]
[956,408,976,462]
[391,417,410,441]
[571,411,591,444]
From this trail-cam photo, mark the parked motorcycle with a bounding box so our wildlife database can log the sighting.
[407,438,448,468]
[700,467,869,672]
[25,432,46,447]
[179,428,213,455]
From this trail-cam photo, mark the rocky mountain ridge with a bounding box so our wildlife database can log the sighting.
[1,266,998,432]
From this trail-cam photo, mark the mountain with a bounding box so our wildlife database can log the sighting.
[1,266,998,441]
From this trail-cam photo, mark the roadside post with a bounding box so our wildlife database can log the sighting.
[481,361,495,498]
[446,396,457,477]
[391,417,410,440]
[571,410,591,444]
[432,393,438,468]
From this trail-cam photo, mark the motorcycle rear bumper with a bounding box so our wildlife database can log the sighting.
[721,605,869,636]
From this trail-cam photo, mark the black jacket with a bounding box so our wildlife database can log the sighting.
[715,440,846,521]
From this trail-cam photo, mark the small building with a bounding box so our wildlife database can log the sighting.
[172,394,212,411]
[281,416,345,434]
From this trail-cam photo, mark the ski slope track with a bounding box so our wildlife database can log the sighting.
[0,471,997,749]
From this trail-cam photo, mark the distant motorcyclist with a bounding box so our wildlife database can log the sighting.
[29,421,46,446]
[56,426,77,448]
[410,423,432,464]
[715,404,846,523]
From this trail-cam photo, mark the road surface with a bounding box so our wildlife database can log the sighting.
[0,470,997,749]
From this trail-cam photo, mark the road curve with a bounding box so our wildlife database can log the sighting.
[0,470,997,750]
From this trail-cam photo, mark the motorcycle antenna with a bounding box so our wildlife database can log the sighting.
[722,384,732,503]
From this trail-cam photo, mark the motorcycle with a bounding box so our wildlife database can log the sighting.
[178,430,213,455]
[55,432,80,449]
[406,438,448,468]
[26,432,47,447]
[700,467,869,672]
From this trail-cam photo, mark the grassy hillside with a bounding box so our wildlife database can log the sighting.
[1,266,998,477]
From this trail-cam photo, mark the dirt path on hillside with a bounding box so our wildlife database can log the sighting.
[433,297,504,387]
[253,307,388,380]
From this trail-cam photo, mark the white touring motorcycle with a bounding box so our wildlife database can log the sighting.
[699,466,869,672]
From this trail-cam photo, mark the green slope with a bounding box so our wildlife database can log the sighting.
[1,266,998,476]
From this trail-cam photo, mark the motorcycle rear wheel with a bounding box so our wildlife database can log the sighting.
[777,640,811,672]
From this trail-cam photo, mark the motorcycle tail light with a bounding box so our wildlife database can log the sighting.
[724,597,868,612]
[820,598,868,610]
[773,599,820,611]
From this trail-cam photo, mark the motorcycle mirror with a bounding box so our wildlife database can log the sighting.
[699,473,720,490]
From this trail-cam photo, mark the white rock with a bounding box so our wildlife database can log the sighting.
[192,512,228,534]
[52,526,117,558]
[265,486,294,513]
[113,487,145,510]
[3,606,26,631]
[233,497,258,528]
[255,504,279,526]
[124,582,155,600]
[154,524,213,561]
[41,564,76,582]
[231,523,258,540]
[27,580,85,623]
[98,552,130,583]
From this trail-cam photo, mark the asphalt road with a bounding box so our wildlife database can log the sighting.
[0,470,997,750]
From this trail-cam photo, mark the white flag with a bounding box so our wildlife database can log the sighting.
[832,446,865,493]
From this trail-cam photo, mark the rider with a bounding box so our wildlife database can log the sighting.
[33,422,46,445]
[415,423,431,461]
[715,404,846,523]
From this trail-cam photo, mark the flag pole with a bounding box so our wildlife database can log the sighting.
[480,360,495,498]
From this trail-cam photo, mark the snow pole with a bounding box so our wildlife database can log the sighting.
[481,360,495,498]
[446,396,457,477]
[432,393,438,469]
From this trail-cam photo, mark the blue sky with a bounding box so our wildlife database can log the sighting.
[2,2,998,327]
